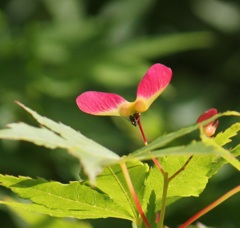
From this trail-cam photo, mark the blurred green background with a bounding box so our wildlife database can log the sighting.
[0,0,239,227]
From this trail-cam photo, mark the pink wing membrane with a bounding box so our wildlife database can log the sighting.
[137,63,172,101]
[76,91,127,116]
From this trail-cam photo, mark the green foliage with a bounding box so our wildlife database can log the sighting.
[0,102,119,183]
[214,123,240,146]
[5,203,92,228]
[1,0,240,227]
[0,174,134,221]
[0,103,239,227]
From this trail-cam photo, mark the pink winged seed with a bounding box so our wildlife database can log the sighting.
[137,63,172,99]
[76,91,127,116]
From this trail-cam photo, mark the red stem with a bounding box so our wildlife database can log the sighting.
[120,162,150,228]
[135,113,165,174]
[135,113,168,228]
[179,185,240,228]
[169,156,193,182]
[135,113,148,146]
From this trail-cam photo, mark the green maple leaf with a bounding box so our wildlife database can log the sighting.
[0,103,239,226]
[0,102,120,183]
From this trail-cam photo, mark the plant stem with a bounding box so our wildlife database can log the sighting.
[135,113,169,228]
[134,113,148,146]
[179,185,240,228]
[120,162,150,228]
[135,113,165,174]
[169,156,193,182]
[158,172,169,228]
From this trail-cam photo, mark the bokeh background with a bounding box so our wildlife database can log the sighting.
[0,0,240,227]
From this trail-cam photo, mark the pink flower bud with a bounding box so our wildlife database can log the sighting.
[197,108,219,137]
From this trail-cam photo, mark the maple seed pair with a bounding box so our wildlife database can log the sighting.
[76,63,219,137]
[76,63,173,122]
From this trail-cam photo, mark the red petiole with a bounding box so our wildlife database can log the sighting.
[179,185,240,228]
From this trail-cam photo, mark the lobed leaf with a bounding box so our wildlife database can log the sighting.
[0,102,120,183]
[95,162,149,216]
[126,111,240,161]
[143,150,239,212]
[214,122,240,146]
[0,174,134,221]
[0,122,67,149]
[0,145,238,223]
[126,141,229,162]
[142,155,213,211]
[0,103,239,224]
[0,161,150,223]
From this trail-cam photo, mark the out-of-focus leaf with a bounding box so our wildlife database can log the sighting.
[92,32,216,87]
[110,32,216,61]
[8,204,92,228]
